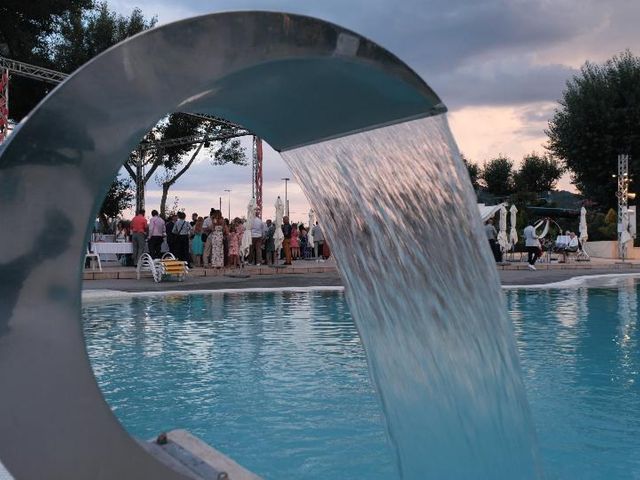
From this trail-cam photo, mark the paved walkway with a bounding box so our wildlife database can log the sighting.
[83,258,640,292]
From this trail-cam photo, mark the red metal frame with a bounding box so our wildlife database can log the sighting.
[0,69,9,143]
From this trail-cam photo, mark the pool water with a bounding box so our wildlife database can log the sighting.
[82,280,640,479]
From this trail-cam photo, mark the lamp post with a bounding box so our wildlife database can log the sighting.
[224,189,231,219]
[282,177,290,217]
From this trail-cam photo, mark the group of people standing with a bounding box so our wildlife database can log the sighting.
[126,207,329,268]
[241,213,329,266]
[484,217,580,270]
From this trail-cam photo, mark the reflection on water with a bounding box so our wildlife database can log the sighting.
[83,291,395,480]
[283,115,540,479]
[84,280,640,480]
[506,279,640,480]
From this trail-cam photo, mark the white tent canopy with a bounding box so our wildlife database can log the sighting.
[478,203,506,223]
[509,205,518,247]
[497,205,509,252]
[307,209,316,246]
[274,196,285,254]
[579,206,588,244]
[240,198,255,259]
[621,206,633,245]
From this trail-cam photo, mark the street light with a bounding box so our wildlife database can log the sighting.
[282,177,290,217]
[224,189,231,219]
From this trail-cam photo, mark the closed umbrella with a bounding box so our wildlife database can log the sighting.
[274,196,284,254]
[497,204,509,253]
[579,206,588,244]
[509,205,518,247]
[307,209,316,246]
[240,198,255,260]
[620,206,633,257]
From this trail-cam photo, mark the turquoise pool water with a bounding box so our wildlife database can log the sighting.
[82,280,640,479]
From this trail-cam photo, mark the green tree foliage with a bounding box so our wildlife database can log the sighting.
[0,0,92,120]
[49,2,156,73]
[482,156,514,196]
[151,115,248,216]
[461,153,480,190]
[130,113,249,216]
[513,153,564,193]
[98,174,134,229]
[547,50,640,210]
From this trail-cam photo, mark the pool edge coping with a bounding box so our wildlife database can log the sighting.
[82,286,346,302]
[82,273,640,302]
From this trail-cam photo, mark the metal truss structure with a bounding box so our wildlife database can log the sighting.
[252,136,264,217]
[0,55,261,208]
[0,55,70,142]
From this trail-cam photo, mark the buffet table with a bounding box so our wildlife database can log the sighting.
[90,242,133,255]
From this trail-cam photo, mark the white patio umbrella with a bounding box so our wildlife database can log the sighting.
[579,206,588,244]
[240,198,255,260]
[620,206,633,246]
[497,204,509,252]
[274,196,284,254]
[307,209,316,245]
[509,205,518,247]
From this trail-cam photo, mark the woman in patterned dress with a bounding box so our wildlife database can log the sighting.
[227,221,240,268]
[209,210,225,268]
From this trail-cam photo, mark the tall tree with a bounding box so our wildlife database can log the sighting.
[0,0,92,120]
[48,2,157,222]
[155,136,247,217]
[547,50,640,210]
[125,114,249,213]
[482,156,514,196]
[98,174,134,230]
[461,153,480,191]
[49,2,156,73]
[513,153,564,193]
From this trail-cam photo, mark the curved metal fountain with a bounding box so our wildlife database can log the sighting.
[0,11,539,479]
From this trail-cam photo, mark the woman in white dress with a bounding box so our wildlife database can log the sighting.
[209,210,225,268]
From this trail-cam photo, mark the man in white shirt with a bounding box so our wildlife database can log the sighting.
[250,214,266,265]
[523,223,541,270]
[148,209,166,259]
[311,222,324,258]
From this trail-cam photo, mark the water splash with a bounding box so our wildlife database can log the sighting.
[282,115,542,479]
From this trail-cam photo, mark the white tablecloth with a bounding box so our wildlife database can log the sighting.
[91,242,133,254]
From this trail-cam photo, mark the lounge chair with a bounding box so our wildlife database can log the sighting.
[137,253,189,282]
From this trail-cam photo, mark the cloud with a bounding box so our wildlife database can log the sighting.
[108,0,640,205]
[112,0,639,110]
[432,58,577,109]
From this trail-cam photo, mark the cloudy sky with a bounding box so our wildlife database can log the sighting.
[110,0,640,221]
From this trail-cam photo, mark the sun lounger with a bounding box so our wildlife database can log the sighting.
[137,253,189,282]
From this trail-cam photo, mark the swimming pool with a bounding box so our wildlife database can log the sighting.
[82,279,640,479]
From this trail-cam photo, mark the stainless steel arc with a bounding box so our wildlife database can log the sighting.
[0,11,445,479]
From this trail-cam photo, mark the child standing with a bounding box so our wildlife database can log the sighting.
[290,222,300,260]
[228,222,240,268]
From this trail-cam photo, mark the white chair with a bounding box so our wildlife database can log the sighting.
[137,252,187,282]
[85,247,102,272]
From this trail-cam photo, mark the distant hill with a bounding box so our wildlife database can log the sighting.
[545,190,583,209]
[475,189,583,209]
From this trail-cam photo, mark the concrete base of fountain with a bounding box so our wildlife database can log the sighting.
[138,430,261,480]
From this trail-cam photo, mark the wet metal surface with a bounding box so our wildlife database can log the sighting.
[0,11,442,479]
